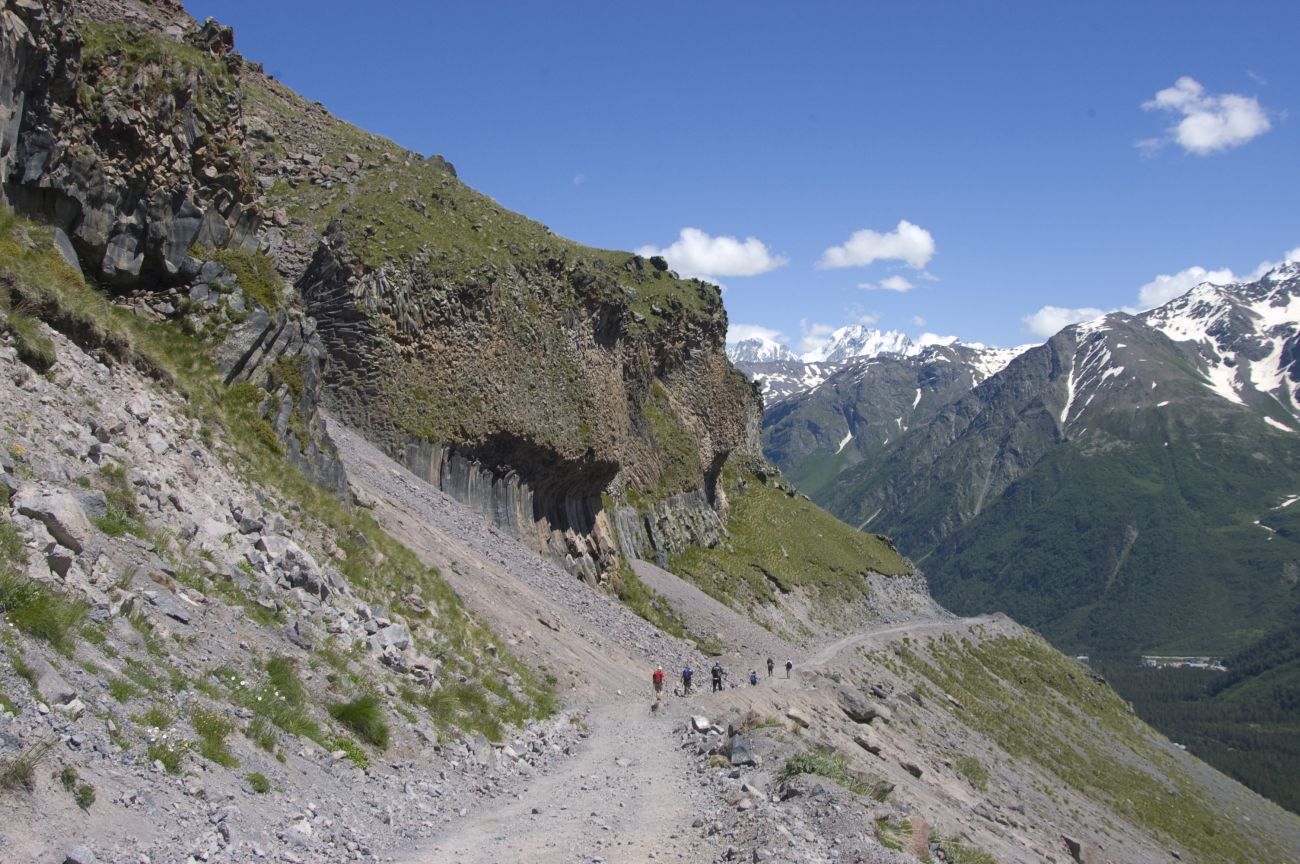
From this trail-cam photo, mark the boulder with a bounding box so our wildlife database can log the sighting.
[14,487,96,553]
[725,734,757,767]
[852,731,883,755]
[369,623,412,653]
[62,847,96,864]
[837,686,889,724]
[1062,835,1097,864]
[691,715,712,734]
[784,707,811,728]
[25,655,76,706]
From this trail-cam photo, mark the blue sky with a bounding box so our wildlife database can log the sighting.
[185,1,1300,352]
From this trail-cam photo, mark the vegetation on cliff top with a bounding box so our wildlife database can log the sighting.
[241,74,719,335]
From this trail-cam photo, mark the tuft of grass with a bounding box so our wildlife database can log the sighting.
[0,736,54,791]
[133,706,172,730]
[934,836,998,864]
[245,771,271,794]
[6,311,56,372]
[330,736,368,769]
[146,738,188,774]
[245,716,276,753]
[192,706,238,768]
[955,754,990,790]
[209,248,285,313]
[74,782,95,810]
[776,746,888,799]
[327,693,389,750]
[0,568,88,654]
[107,678,138,703]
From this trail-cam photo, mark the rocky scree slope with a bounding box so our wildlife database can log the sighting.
[0,228,575,864]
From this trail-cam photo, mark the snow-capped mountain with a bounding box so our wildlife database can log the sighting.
[801,325,915,363]
[766,262,1300,705]
[726,335,799,364]
[729,323,1032,407]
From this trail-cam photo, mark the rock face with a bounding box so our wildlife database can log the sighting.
[1,0,258,285]
[298,221,761,579]
[0,0,346,493]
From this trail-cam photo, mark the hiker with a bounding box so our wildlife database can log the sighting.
[653,665,665,699]
[681,664,694,695]
[750,670,759,686]
[711,661,725,693]
[785,659,793,678]
[766,657,774,678]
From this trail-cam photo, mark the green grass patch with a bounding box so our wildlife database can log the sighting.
[107,677,138,703]
[245,771,271,794]
[209,248,285,313]
[903,633,1284,863]
[327,693,389,750]
[133,705,172,729]
[191,706,238,768]
[955,754,989,790]
[641,380,701,497]
[330,736,369,769]
[612,559,687,639]
[776,746,883,798]
[5,310,56,372]
[146,738,188,775]
[0,568,88,655]
[670,464,908,612]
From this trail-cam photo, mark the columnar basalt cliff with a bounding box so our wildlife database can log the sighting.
[1,0,765,580]
[297,216,762,579]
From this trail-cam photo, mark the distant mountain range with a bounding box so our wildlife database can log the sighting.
[749,264,1300,811]
[728,325,1031,406]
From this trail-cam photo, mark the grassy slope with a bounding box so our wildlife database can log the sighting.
[239,72,716,332]
[887,632,1293,864]
[0,210,552,738]
[922,410,1300,656]
[670,464,909,615]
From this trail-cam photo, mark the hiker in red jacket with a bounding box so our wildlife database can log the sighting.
[652,666,665,700]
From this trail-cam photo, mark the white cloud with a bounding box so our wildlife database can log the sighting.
[912,314,926,327]
[859,275,915,293]
[636,227,787,279]
[572,173,587,186]
[1023,306,1106,338]
[798,320,836,355]
[819,220,935,269]
[726,323,786,345]
[1022,244,1300,340]
[1140,76,1271,155]
[1137,265,1236,308]
[916,332,960,348]
[857,311,880,325]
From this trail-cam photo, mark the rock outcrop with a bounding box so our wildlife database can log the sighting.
[0,0,345,492]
